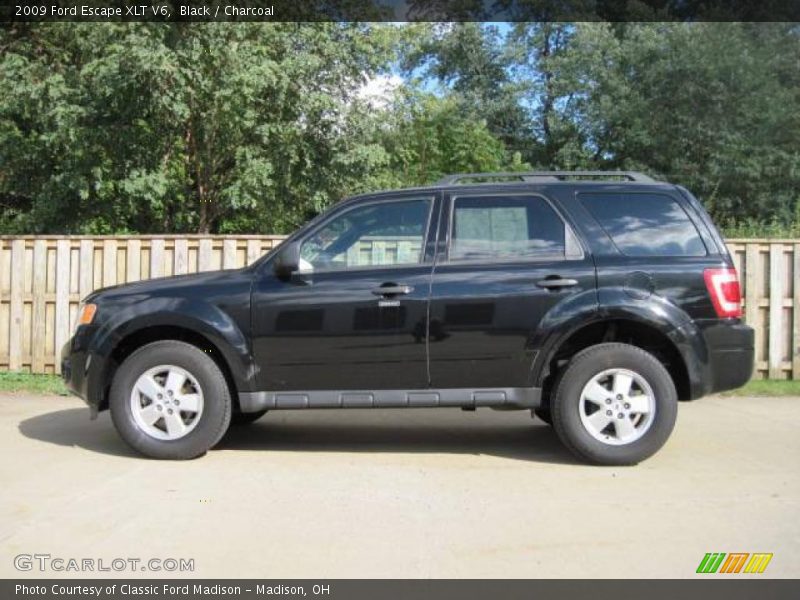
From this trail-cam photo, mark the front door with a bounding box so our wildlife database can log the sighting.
[251,193,439,391]
[428,191,596,389]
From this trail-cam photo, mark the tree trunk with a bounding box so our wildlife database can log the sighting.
[198,197,210,234]
[541,25,555,167]
[187,120,212,234]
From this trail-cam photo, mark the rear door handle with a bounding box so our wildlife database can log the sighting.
[536,278,579,289]
[371,284,413,297]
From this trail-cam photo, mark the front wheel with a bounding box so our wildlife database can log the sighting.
[551,343,677,465]
[110,341,232,459]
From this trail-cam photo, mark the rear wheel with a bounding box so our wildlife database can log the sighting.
[551,343,677,465]
[110,341,232,459]
[533,408,552,425]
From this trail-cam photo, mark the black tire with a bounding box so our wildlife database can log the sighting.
[534,408,552,425]
[230,409,268,426]
[534,364,568,426]
[551,343,678,466]
[110,340,232,459]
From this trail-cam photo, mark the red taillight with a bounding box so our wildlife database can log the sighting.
[704,268,742,318]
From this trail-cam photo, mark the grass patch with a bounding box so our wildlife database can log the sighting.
[0,371,69,395]
[0,371,797,397]
[720,379,800,397]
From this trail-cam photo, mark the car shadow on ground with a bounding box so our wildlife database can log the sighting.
[19,408,580,465]
[18,409,139,458]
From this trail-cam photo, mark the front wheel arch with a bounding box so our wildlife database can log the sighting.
[101,325,240,413]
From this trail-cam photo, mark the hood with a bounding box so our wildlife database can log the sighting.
[85,268,253,302]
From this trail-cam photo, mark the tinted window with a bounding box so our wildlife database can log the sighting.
[579,193,706,257]
[449,195,566,262]
[300,198,431,271]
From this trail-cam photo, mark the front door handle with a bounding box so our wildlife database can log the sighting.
[371,284,413,297]
[536,278,579,290]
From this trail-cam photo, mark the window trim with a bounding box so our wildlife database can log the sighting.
[577,191,709,258]
[442,191,585,266]
[296,194,437,275]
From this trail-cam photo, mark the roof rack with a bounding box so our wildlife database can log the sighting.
[435,171,656,185]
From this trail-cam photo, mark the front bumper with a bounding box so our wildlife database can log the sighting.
[61,327,106,415]
[61,340,89,401]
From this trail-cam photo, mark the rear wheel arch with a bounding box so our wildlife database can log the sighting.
[536,318,693,404]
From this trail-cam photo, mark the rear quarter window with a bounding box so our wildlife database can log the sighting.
[579,192,707,257]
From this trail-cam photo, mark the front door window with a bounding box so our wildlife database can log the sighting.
[299,198,433,272]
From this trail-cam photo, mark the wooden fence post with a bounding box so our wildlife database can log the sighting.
[0,235,795,378]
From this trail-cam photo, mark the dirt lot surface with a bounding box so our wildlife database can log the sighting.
[1,393,797,578]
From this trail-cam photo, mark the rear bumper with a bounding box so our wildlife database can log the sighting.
[698,320,755,395]
[672,319,754,399]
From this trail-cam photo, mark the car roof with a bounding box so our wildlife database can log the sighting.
[343,172,676,204]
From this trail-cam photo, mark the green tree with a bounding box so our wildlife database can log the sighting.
[508,22,578,167]
[551,22,800,224]
[2,22,798,235]
[0,22,396,233]
[379,91,525,186]
[401,23,533,161]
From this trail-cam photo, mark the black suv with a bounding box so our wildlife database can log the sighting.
[62,171,754,464]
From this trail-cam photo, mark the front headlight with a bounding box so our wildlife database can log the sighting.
[74,303,97,332]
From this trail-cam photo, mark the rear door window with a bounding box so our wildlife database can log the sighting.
[579,192,707,256]
[449,195,572,262]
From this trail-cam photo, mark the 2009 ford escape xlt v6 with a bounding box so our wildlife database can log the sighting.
[62,171,754,464]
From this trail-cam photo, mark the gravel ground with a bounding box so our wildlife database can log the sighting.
[0,393,798,578]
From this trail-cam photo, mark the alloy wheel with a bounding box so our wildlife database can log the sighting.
[129,365,204,441]
[578,368,656,446]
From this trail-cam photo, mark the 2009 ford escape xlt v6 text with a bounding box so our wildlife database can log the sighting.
[62,171,754,464]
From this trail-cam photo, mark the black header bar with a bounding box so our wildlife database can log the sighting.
[3,0,800,22]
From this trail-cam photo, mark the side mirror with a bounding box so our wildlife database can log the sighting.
[272,241,301,281]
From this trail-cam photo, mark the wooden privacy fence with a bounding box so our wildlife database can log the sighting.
[727,240,800,381]
[0,235,285,374]
[1,236,798,379]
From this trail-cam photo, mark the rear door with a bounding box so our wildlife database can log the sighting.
[427,190,595,389]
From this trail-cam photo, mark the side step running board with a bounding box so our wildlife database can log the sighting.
[239,387,542,412]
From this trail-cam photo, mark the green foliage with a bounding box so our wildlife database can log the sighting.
[721,218,800,239]
[720,379,800,397]
[409,22,800,235]
[401,23,532,157]
[551,23,800,228]
[1,23,397,233]
[380,91,528,186]
[1,22,798,236]
[0,371,68,395]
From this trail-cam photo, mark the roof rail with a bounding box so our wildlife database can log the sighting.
[435,171,656,185]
